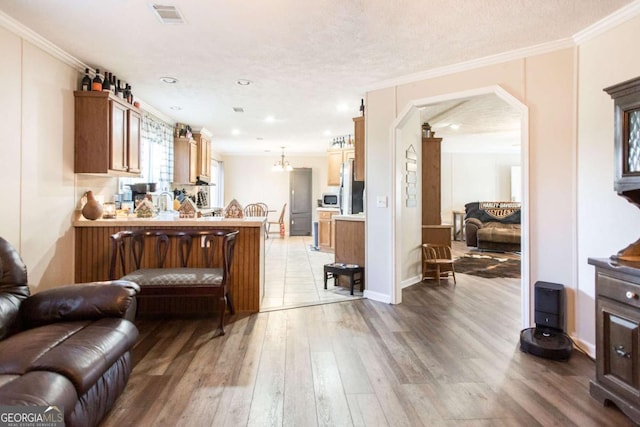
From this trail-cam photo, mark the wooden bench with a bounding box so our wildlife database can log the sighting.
[109,228,239,335]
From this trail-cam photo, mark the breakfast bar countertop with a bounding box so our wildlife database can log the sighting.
[333,214,365,222]
[73,211,266,228]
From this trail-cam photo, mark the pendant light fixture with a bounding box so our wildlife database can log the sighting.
[272,146,293,172]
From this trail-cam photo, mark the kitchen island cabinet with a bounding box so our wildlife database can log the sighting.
[73,214,265,313]
[333,215,365,289]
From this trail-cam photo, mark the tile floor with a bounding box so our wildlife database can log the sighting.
[260,235,364,311]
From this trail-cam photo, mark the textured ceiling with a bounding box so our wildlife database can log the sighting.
[0,0,633,154]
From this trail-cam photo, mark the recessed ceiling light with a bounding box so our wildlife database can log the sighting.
[265,116,275,123]
[323,130,332,136]
[170,106,182,110]
[231,129,240,136]
[236,79,252,86]
[450,124,460,130]
[233,107,244,113]
[257,137,264,141]
[336,103,349,113]
[160,76,178,84]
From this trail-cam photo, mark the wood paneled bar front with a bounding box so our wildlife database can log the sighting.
[73,215,265,313]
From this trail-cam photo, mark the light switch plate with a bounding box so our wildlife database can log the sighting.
[376,196,387,208]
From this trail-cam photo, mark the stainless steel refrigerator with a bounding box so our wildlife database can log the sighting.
[340,158,365,215]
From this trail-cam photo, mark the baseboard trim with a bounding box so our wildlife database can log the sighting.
[570,335,595,359]
[363,290,392,304]
[401,275,422,289]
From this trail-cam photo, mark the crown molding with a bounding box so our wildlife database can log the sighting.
[0,10,87,72]
[0,10,178,127]
[573,0,640,44]
[365,38,575,92]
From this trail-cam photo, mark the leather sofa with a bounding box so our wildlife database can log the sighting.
[0,236,139,426]
[464,201,521,252]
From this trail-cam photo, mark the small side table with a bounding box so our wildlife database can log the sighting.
[324,263,364,295]
[452,210,465,241]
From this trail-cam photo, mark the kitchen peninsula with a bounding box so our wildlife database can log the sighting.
[73,213,265,313]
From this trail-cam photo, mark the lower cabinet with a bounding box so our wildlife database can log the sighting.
[589,258,640,424]
[318,209,338,251]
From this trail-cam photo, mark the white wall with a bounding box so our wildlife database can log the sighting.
[222,154,328,233]
[366,49,577,323]
[0,28,78,291]
[441,152,520,223]
[397,109,422,284]
[576,15,640,353]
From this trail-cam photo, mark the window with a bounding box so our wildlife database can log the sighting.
[120,112,174,192]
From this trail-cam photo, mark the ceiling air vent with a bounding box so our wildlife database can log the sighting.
[233,107,244,113]
[151,4,185,24]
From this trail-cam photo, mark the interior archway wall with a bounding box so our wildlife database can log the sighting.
[391,87,528,325]
[364,48,578,338]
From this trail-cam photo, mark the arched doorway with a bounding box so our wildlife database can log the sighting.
[389,85,531,328]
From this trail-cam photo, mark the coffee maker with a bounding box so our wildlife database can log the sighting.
[129,183,156,208]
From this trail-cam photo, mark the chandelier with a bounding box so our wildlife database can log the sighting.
[272,146,293,172]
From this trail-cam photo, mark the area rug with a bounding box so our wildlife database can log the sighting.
[454,253,521,279]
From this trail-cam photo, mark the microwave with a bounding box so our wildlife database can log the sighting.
[322,193,340,208]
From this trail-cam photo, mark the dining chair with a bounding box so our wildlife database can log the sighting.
[422,243,456,286]
[267,203,287,238]
[244,203,267,217]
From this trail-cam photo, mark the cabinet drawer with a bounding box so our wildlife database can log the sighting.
[598,272,640,309]
[318,211,333,220]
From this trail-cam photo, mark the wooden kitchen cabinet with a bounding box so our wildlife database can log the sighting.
[353,116,365,181]
[74,91,141,176]
[173,137,198,184]
[318,209,339,251]
[193,130,212,182]
[588,258,640,424]
[327,148,355,186]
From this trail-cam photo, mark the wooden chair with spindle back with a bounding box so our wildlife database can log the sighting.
[421,243,456,286]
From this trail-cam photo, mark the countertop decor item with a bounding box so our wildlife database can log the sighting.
[102,202,117,219]
[81,190,103,220]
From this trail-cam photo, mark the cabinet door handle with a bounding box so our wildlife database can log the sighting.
[614,345,632,358]
[626,291,637,300]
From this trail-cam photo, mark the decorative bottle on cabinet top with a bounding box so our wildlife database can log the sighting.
[92,69,102,92]
[81,68,91,92]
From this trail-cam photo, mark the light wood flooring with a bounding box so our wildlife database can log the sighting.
[101,252,632,426]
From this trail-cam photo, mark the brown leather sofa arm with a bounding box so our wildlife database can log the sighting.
[19,280,140,328]
[465,217,484,247]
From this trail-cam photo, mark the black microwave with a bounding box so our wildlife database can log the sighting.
[322,193,340,207]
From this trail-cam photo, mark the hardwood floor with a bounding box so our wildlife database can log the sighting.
[101,269,632,426]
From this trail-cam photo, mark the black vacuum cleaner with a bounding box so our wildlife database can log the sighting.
[520,281,573,361]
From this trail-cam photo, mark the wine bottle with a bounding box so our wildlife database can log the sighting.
[102,72,111,92]
[111,74,116,96]
[359,98,365,116]
[116,79,122,98]
[126,84,133,104]
[92,69,102,91]
[81,68,91,91]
